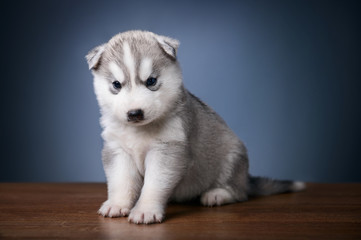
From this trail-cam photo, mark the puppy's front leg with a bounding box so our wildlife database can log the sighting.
[98,146,142,217]
[128,143,186,224]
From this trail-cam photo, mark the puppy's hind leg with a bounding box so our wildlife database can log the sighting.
[201,148,249,207]
[200,188,237,207]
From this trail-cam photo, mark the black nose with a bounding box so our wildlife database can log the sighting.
[127,109,144,122]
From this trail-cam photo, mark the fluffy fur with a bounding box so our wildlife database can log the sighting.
[86,30,305,224]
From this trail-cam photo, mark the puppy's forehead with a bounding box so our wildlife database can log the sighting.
[107,32,158,59]
[98,31,172,83]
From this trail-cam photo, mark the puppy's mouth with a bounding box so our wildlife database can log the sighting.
[127,116,144,123]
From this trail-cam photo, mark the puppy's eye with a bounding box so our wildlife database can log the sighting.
[112,81,121,89]
[146,77,157,87]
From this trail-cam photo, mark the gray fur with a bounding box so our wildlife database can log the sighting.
[86,30,305,224]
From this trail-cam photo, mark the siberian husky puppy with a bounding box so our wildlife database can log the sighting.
[86,30,305,224]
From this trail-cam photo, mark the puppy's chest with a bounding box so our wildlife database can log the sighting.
[111,128,154,175]
[103,117,186,175]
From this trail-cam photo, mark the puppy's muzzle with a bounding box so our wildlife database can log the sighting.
[127,109,144,122]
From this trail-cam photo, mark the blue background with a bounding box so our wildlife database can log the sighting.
[1,0,360,182]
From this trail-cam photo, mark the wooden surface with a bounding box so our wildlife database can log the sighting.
[0,183,360,239]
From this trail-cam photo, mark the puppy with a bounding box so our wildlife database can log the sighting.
[86,30,305,224]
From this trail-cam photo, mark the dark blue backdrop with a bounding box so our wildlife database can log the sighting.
[1,0,360,182]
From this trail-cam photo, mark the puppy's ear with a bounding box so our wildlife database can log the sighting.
[86,44,106,70]
[156,35,180,59]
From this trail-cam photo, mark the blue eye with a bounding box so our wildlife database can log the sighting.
[112,81,121,89]
[146,77,157,87]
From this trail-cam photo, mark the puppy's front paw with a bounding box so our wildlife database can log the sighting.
[98,200,131,218]
[128,206,164,224]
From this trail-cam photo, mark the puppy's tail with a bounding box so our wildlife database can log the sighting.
[247,175,306,197]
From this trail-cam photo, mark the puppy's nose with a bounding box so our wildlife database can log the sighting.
[127,109,144,122]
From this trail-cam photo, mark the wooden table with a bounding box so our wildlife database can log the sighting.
[0,183,360,239]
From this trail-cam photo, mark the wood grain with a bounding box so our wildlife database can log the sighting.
[0,183,360,239]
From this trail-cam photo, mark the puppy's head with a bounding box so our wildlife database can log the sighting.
[86,31,183,126]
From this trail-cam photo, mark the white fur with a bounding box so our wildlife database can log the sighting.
[109,61,125,83]
[201,188,235,206]
[101,115,186,176]
[92,73,113,112]
[112,85,150,124]
[139,58,153,81]
[129,149,171,224]
[99,114,186,224]
[98,148,142,217]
